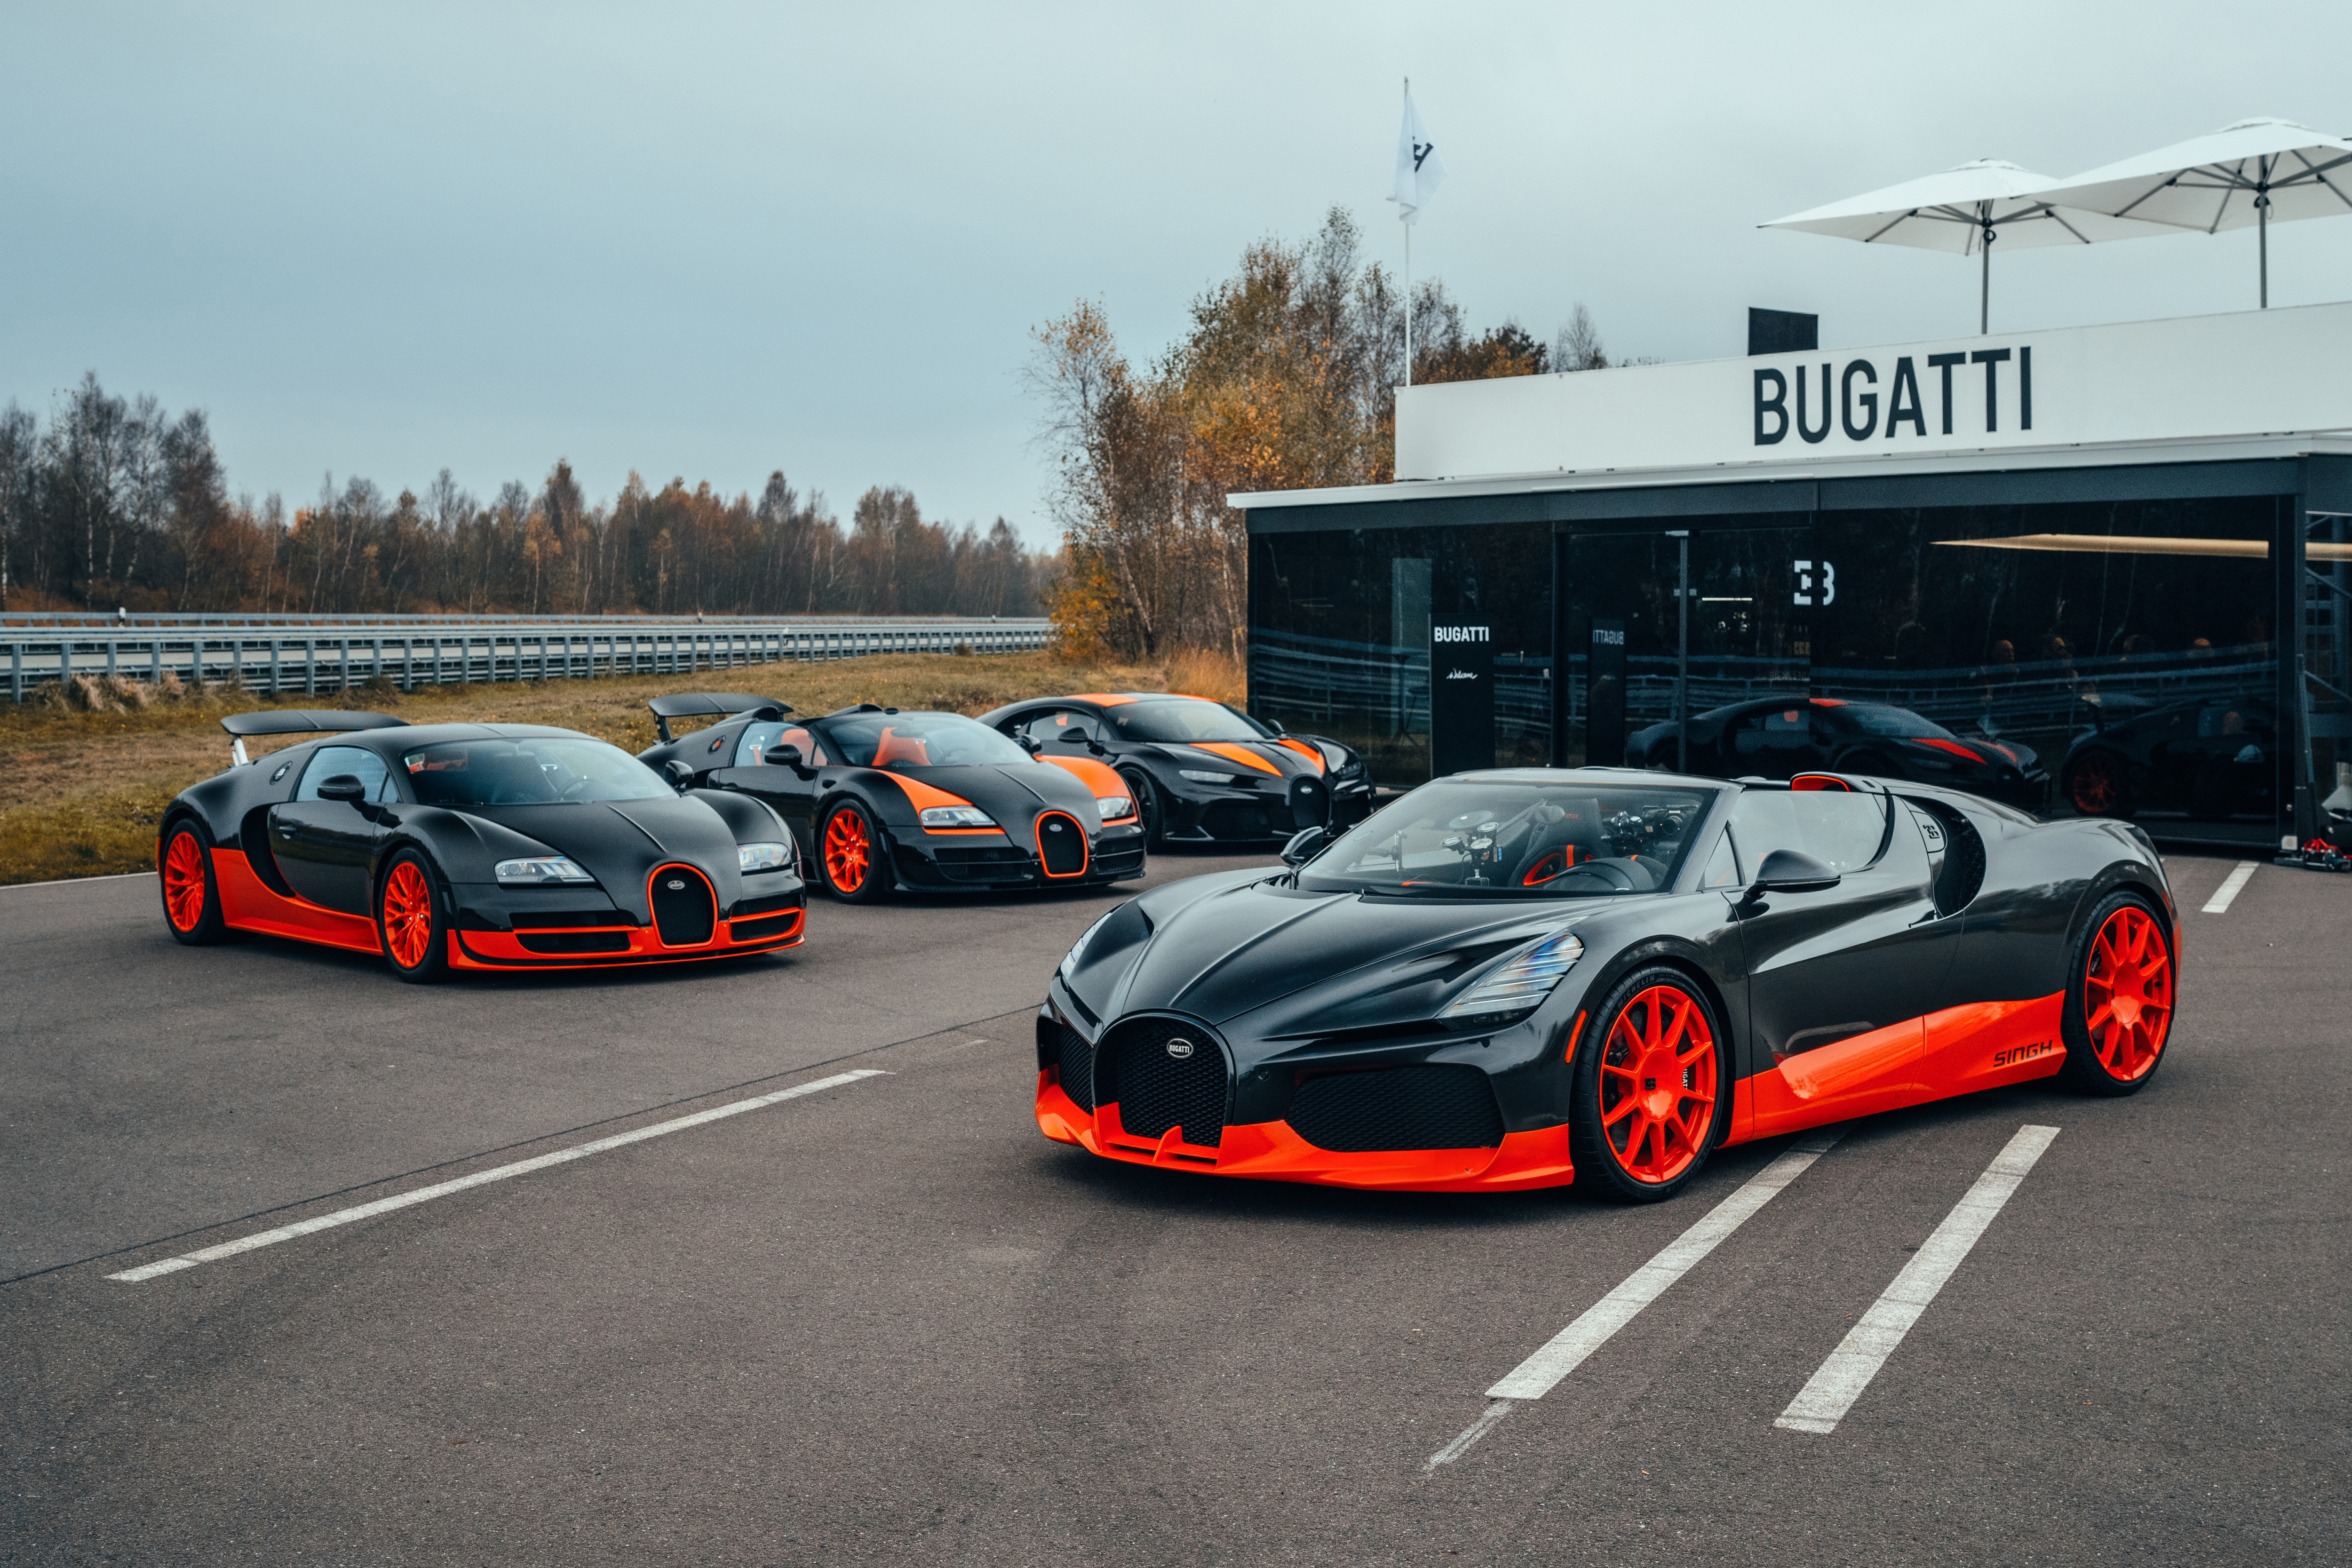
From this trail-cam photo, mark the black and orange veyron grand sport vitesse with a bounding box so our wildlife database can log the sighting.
[156,710,805,981]
[1039,767,2177,1201]
[637,695,1145,901]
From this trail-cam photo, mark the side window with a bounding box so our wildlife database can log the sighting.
[1731,706,1812,758]
[737,721,801,767]
[1700,828,1742,889]
[1019,709,1099,747]
[1727,789,1889,873]
[297,745,393,803]
[783,726,828,766]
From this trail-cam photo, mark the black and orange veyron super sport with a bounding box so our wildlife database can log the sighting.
[639,697,1146,900]
[157,710,806,980]
[1038,766,2177,1201]
[975,692,1374,848]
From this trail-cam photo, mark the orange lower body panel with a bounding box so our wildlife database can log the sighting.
[1726,992,2066,1146]
[450,910,803,970]
[211,848,383,954]
[1034,1073,1578,1193]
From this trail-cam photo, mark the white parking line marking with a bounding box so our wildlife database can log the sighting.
[2201,861,2259,914]
[1775,1123,2059,1435]
[107,1070,888,1282]
[1422,1399,1516,1472]
[1480,1125,1849,1402]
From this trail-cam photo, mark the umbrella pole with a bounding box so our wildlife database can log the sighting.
[1979,209,1992,335]
[2259,197,2269,309]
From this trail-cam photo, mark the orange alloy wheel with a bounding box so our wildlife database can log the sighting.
[2083,905,2173,1081]
[2069,753,2124,815]
[824,809,871,892]
[162,830,208,932]
[380,860,436,969]
[1597,985,1720,1184]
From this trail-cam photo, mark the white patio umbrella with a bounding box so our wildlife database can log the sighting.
[2031,118,2352,309]
[1762,159,2168,334]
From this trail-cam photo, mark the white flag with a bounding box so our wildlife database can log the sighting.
[1389,88,1447,225]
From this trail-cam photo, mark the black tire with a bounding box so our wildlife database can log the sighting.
[1120,767,1166,851]
[2057,891,2175,1096]
[818,799,894,903]
[1568,964,1732,1203]
[377,848,452,983]
[158,817,233,945]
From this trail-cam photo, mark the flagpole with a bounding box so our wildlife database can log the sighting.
[1402,76,1413,389]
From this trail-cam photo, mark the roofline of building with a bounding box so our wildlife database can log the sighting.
[1227,430,2352,511]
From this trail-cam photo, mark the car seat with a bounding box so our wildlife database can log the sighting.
[870,727,931,769]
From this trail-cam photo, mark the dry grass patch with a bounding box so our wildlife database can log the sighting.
[0,646,1246,885]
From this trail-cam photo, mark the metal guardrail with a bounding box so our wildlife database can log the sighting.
[0,610,1036,629]
[5,615,1052,701]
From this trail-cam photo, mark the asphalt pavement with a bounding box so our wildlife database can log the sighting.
[2,850,2345,1565]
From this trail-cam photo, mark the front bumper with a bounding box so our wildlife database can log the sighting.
[895,822,1147,889]
[1033,998,1579,1193]
[1159,775,1373,843]
[450,877,805,969]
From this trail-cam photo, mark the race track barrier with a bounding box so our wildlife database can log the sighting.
[2,615,1051,701]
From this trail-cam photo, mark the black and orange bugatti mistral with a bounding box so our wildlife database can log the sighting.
[157,711,806,980]
[1039,767,2177,1202]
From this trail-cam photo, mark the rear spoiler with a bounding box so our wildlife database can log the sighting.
[646,692,792,742]
[221,708,408,766]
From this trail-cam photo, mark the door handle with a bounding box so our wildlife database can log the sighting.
[276,823,298,837]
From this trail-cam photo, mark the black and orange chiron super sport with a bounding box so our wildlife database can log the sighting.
[1039,766,2177,1201]
[974,692,1375,850]
[156,710,806,981]
[637,696,1146,901]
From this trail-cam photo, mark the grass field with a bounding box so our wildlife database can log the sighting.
[0,647,1244,886]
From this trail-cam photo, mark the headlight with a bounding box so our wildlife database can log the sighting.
[1178,768,1232,785]
[1060,907,1117,979]
[1096,795,1133,822]
[1440,931,1585,1019]
[920,804,994,828]
[1316,741,1355,773]
[495,856,594,885]
[737,842,792,873]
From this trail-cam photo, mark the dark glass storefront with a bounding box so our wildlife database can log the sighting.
[1248,453,2350,848]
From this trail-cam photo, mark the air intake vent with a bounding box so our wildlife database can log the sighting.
[1035,812,1089,877]
[648,865,715,947]
[1056,1024,1096,1112]
[1285,1065,1504,1153]
[1099,1018,1227,1147]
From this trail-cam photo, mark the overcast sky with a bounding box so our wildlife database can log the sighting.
[4,2,2347,543]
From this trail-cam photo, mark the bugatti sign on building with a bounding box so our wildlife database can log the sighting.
[1390,301,2352,478]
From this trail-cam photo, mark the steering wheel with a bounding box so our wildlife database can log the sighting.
[559,776,596,801]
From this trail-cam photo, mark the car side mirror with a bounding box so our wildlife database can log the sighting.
[1265,718,1288,736]
[1741,848,1841,903]
[315,774,367,804]
[1281,826,1328,867]
[660,759,693,791]
[1057,731,1090,744]
[1016,733,1042,755]
[763,744,806,772]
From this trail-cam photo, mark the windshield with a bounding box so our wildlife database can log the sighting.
[1106,700,1270,744]
[1830,703,1955,740]
[1298,779,1716,897]
[400,738,673,805]
[822,711,1033,769]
